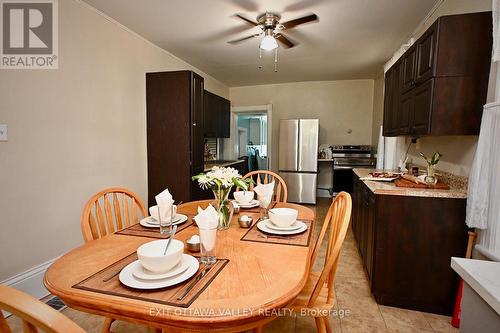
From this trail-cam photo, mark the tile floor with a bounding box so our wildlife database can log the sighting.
[6,198,459,332]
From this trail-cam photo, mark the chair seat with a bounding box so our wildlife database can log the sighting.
[288,271,336,314]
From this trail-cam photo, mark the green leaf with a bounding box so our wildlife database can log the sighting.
[232,178,249,191]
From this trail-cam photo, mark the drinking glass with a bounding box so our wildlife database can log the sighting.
[199,226,217,265]
[258,195,272,221]
[158,206,173,235]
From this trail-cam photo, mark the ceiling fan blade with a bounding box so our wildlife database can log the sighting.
[233,14,258,26]
[275,33,295,48]
[227,34,260,44]
[281,14,318,30]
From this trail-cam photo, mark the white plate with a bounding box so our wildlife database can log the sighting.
[263,219,302,231]
[139,214,188,228]
[257,220,307,235]
[233,199,260,208]
[132,254,191,280]
[119,255,199,289]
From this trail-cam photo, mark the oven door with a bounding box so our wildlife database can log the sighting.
[333,157,375,170]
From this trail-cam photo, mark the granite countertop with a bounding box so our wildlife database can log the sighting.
[204,159,245,172]
[451,257,500,315]
[353,168,468,199]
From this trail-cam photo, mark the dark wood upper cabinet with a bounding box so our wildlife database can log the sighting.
[383,12,492,137]
[203,90,230,138]
[146,70,205,205]
[401,47,417,93]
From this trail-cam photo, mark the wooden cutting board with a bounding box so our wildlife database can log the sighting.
[394,177,450,190]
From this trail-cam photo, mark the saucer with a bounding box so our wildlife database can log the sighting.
[233,199,259,208]
[139,214,188,228]
[264,219,302,231]
[257,220,307,235]
[132,254,191,280]
[119,255,199,289]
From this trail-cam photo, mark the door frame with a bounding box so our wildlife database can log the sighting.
[229,104,273,170]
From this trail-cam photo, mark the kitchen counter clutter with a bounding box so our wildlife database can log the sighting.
[451,258,500,331]
[353,168,467,199]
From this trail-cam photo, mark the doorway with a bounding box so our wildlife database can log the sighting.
[227,105,273,173]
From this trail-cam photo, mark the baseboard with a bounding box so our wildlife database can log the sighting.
[1,256,59,305]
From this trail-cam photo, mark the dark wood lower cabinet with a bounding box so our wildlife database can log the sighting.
[352,173,468,315]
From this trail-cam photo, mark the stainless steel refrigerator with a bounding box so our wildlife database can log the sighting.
[278,119,319,204]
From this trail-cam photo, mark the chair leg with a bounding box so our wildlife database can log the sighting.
[322,317,332,333]
[101,317,114,333]
[252,326,264,333]
[314,317,327,333]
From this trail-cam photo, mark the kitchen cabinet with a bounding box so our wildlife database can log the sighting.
[352,173,468,315]
[204,90,230,138]
[383,12,492,136]
[146,70,205,205]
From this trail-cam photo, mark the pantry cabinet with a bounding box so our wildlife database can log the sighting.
[383,12,492,137]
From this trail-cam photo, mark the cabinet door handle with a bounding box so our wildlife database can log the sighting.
[193,123,197,127]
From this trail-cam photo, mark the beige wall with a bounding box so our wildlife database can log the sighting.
[0,0,228,280]
[229,80,375,176]
[371,0,493,176]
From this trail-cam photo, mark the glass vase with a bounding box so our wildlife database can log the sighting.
[425,165,437,185]
[212,187,234,230]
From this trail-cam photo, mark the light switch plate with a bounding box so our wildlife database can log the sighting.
[0,124,7,141]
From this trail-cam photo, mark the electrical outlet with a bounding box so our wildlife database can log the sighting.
[0,124,7,141]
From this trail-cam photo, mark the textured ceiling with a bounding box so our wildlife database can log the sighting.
[82,0,439,87]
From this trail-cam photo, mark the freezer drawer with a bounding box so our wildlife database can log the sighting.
[279,172,317,204]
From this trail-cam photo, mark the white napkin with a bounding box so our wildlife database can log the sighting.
[194,205,218,252]
[193,204,219,229]
[254,181,275,205]
[155,188,175,222]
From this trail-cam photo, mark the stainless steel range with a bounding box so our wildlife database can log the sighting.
[331,145,375,193]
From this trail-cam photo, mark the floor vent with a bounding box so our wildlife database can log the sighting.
[44,296,66,311]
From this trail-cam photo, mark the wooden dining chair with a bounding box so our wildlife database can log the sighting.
[81,187,147,242]
[241,170,288,203]
[0,285,85,333]
[80,187,148,333]
[252,192,352,333]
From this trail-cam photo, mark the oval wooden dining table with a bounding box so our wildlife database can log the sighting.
[44,200,316,333]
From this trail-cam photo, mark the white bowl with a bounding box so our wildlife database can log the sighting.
[269,208,298,228]
[233,191,254,205]
[149,205,177,221]
[137,239,184,273]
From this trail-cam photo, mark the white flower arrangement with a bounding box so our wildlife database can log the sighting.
[192,166,251,190]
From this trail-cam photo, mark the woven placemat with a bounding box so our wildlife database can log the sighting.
[115,218,195,239]
[240,219,313,247]
[73,252,228,308]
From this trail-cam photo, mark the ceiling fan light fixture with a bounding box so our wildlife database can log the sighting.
[260,35,278,51]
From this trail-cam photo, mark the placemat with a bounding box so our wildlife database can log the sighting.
[115,218,195,239]
[73,252,228,308]
[240,219,313,247]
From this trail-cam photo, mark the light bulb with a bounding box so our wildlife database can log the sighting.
[260,35,278,51]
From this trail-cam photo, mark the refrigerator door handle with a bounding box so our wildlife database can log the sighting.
[296,122,301,171]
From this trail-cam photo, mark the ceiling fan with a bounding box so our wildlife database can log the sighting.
[228,12,319,50]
